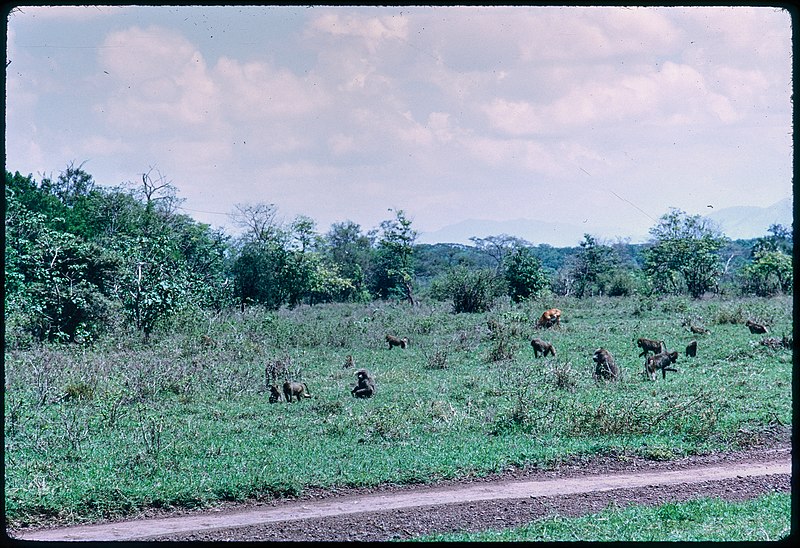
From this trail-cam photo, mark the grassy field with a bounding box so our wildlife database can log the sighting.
[409,492,791,542]
[3,294,792,528]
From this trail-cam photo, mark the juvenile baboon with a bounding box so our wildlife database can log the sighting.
[530,338,556,358]
[536,308,561,329]
[200,334,216,348]
[386,334,408,349]
[268,384,282,403]
[689,324,710,335]
[636,337,666,357]
[745,319,768,334]
[351,368,376,398]
[644,350,679,381]
[685,340,697,357]
[283,381,312,402]
[343,354,355,369]
[592,348,619,381]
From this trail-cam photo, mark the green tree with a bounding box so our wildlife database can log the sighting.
[371,209,417,304]
[503,246,550,302]
[643,208,727,298]
[571,234,619,297]
[114,234,189,342]
[469,234,531,273]
[324,220,374,301]
[231,240,290,310]
[739,250,793,296]
[5,189,116,343]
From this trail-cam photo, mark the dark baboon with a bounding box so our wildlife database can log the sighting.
[386,334,408,349]
[745,319,768,334]
[268,384,282,403]
[536,308,561,329]
[351,369,376,398]
[283,381,312,402]
[592,348,619,381]
[685,340,697,357]
[343,354,355,369]
[200,334,216,348]
[530,338,556,358]
[644,351,679,381]
[636,337,666,357]
[689,324,710,335]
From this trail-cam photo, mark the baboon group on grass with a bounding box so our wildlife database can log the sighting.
[260,306,784,404]
[527,309,782,385]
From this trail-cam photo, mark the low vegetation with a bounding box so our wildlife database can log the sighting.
[4,295,792,528]
[410,492,791,542]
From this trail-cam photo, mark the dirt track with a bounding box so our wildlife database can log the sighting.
[9,445,791,542]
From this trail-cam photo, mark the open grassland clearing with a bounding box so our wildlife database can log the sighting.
[3,295,792,529]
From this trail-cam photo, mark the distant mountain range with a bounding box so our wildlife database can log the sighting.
[417,196,793,247]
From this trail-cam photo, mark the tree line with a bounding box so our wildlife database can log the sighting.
[4,164,793,346]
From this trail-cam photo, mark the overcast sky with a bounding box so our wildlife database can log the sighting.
[5,5,793,245]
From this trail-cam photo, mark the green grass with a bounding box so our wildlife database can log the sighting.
[3,295,792,527]
[408,492,791,542]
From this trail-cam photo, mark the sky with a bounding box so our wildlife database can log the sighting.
[5,5,794,246]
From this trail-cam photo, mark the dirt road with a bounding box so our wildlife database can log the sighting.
[9,445,791,542]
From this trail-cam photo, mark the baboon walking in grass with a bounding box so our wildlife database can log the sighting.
[531,338,556,358]
[283,381,312,402]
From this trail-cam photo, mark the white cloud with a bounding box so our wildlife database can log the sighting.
[213,57,330,120]
[308,11,408,53]
[99,26,219,130]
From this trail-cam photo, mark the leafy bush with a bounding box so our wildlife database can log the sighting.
[441,267,505,313]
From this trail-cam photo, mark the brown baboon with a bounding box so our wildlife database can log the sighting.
[268,384,282,403]
[351,369,376,398]
[530,338,556,358]
[592,348,619,381]
[745,319,768,334]
[386,334,408,349]
[636,337,666,357]
[685,340,698,357]
[283,381,312,402]
[343,354,355,369]
[644,350,679,381]
[200,334,216,348]
[536,308,561,329]
[689,324,710,335]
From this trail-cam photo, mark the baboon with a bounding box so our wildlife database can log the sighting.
[530,338,556,358]
[386,334,409,349]
[283,381,312,402]
[351,368,376,398]
[343,354,355,369]
[592,348,619,381]
[644,350,679,381]
[689,324,710,335]
[685,340,697,357]
[268,384,282,403]
[536,308,561,329]
[745,319,768,334]
[636,337,666,357]
[200,334,216,348]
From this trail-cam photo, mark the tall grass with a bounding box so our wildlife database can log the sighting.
[4,295,792,527]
